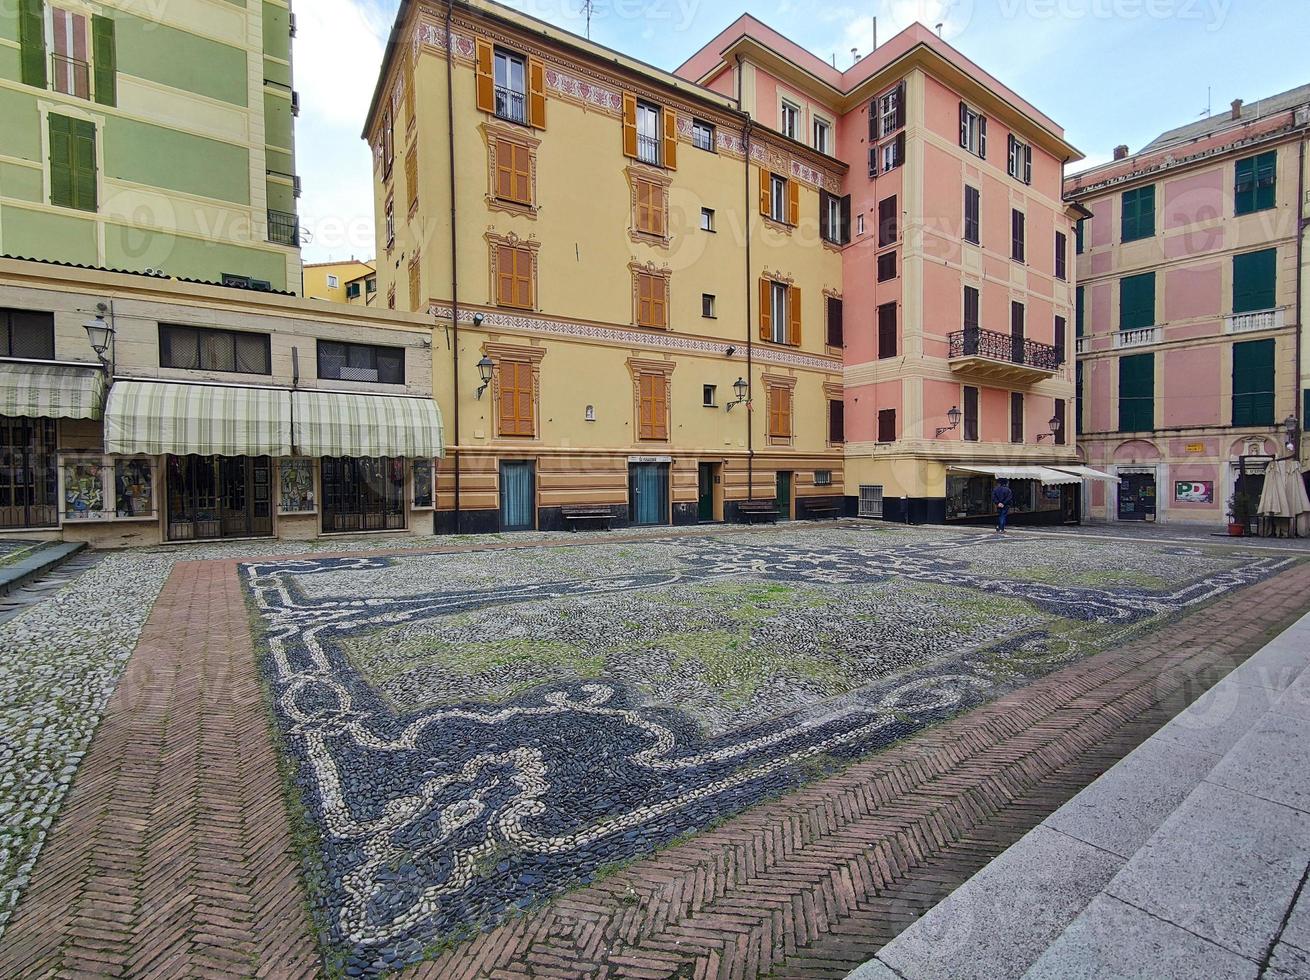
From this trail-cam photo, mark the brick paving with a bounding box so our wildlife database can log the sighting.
[0,548,1304,979]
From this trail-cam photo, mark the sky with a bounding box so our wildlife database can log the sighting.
[294,0,1310,264]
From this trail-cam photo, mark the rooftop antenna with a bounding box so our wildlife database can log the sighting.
[581,0,594,38]
[851,47,859,65]
[936,22,944,37]
[1199,86,1211,118]
[872,16,877,50]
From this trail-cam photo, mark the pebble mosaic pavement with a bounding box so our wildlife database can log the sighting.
[239,525,1299,975]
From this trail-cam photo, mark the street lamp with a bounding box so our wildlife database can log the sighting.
[725,376,749,412]
[1283,414,1301,454]
[83,306,115,367]
[1037,414,1064,442]
[474,355,494,399]
[935,405,962,438]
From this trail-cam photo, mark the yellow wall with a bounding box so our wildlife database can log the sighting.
[304,261,375,304]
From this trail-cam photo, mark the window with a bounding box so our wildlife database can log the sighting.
[1076,285,1085,337]
[160,324,270,375]
[1233,339,1275,427]
[703,384,716,407]
[408,255,421,310]
[635,272,669,329]
[770,174,788,223]
[877,252,897,282]
[622,95,673,169]
[385,198,395,248]
[859,485,885,518]
[1055,315,1067,365]
[1010,391,1025,444]
[815,470,833,487]
[1121,185,1155,242]
[0,310,55,359]
[1118,353,1155,432]
[813,118,831,154]
[878,82,905,137]
[636,100,661,165]
[1233,248,1277,314]
[1054,398,1067,446]
[829,400,845,443]
[963,386,979,441]
[497,360,535,437]
[1075,217,1086,254]
[496,245,534,309]
[878,195,897,247]
[963,186,980,244]
[1076,363,1084,435]
[700,207,715,232]
[382,111,394,179]
[345,282,361,300]
[638,372,669,440]
[759,279,801,347]
[1007,135,1032,184]
[1055,232,1067,281]
[1120,272,1156,331]
[856,213,865,237]
[877,302,897,359]
[826,295,843,348]
[820,191,850,245]
[406,150,419,211]
[494,138,533,205]
[692,119,715,152]
[874,133,906,175]
[767,384,793,439]
[327,275,339,289]
[701,293,716,318]
[633,176,667,239]
[493,49,527,124]
[959,103,987,158]
[780,101,800,140]
[877,409,897,443]
[770,281,789,344]
[317,340,404,384]
[1235,151,1276,215]
[964,286,980,331]
[48,114,96,212]
[1012,301,1026,357]
[1011,209,1026,262]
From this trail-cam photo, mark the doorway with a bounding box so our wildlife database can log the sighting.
[167,454,273,541]
[629,462,670,526]
[321,457,406,534]
[776,471,793,521]
[499,460,536,531]
[1117,471,1157,522]
[0,416,58,529]
[697,462,720,523]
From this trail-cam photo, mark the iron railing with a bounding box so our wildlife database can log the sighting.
[637,134,661,166]
[51,53,90,100]
[495,86,526,124]
[267,209,300,247]
[949,327,1059,372]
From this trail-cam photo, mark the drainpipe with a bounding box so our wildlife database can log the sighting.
[446,0,463,531]
[1296,133,1307,457]
[739,54,755,502]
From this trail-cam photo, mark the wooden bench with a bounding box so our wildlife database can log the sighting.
[805,504,842,521]
[737,500,780,525]
[560,505,615,531]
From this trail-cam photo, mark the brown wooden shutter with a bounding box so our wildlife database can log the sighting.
[653,375,668,438]
[652,276,667,328]
[403,51,416,124]
[782,387,793,437]
[514,249,533,308]
[759,169,770,217]
[406,150,419,210]
[475,39,495,113]
[496,246,515,306]
[787,179,800,226]
[622,93,638,158]
[528,56,546,128]
[638,374,653,438]
[759,278,771,341]
[663,108,678,170]
[495,141,515,200]
[516,363,534,435]
[512,143,531,204]
[497,362,519,436]
[787,286,802,346]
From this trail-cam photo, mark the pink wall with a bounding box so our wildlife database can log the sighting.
[1170,463,1221,511]
[924,379,962,442]
[1162,169,1225,229]
[1026,393,1057,445]
[1088,359,1113,432]
[1164,262,1222,320]
[981,387,1008,443]
[846,381,902,441]
[1162,346,1222,427]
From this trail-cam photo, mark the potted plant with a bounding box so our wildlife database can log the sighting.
[1226,492,1257,536]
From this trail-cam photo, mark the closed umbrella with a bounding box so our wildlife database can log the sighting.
[1258,459,1310,536]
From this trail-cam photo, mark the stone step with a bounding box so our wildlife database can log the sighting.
[0,541,87,597]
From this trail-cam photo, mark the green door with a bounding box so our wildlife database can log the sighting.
[776,471,793,521]
[698,463,714,522]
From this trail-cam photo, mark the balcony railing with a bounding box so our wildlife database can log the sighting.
[267,209,300,247]
[637,134,661,166]
[949,327,1059,372]
[1114,326,1161,349]
[1075,337,1089,355]
[1226,307,1284,335]
[51,53,90,100]
[495,86,526,124]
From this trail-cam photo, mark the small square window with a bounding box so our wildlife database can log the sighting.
[692,119,716,152]
[702,294,716,318]
[701,207,715,232]
[813,119,831,155]
[327,275,339,289]
[856,214,865,237]
[780,101,800,140]
[703,384,717,407]
[770,175,788,223]
[814,470,833,487]
[877,252,896,282]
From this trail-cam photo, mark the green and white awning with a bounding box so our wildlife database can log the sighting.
[292,390,444,459]
[0,361,106,420]
[105,381,292,456]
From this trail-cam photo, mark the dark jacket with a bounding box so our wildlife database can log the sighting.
[992,484,1015,507]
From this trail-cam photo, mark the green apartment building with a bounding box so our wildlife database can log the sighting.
[0,0,301,292]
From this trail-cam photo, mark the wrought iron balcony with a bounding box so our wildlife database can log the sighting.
[495,86,526,124]
[267,209,300,247]
[636,134,661,166]
[948,327,1060,384]
[51,54,90,100]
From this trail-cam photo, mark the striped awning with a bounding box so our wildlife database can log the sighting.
[0,361,106,420]
[951,465,1084,486]
[1050,465,1119,483]
[292,390,444,459]
[104,381,292,456]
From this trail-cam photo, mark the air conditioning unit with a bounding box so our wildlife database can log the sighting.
[858,485,884,519]
[222,273,253,288]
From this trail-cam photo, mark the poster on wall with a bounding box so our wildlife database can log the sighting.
[63,459,106,520]
[279,458,316,514]
[1175,481,1214,504]
[114,459,154,518]
[413,459,434,509]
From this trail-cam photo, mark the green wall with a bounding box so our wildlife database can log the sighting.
[0,44,20,83]
[264,90,293,151]
[104,225,288,289]
[0,6,18,42]
[266,178,294,214]
[1,205,98,265]
[114,12,249,107]
[103,117,250,205]
[0,87,41,162]
[263,3,291,62]
[0,163,43,203]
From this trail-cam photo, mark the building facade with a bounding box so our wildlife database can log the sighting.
[0,257,442,547]
[0,0,302,292]
[305,259,377,305]
[1066,87,1309,525]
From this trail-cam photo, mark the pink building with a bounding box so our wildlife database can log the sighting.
[1066,86,1310,525]
[680,18,1087,525]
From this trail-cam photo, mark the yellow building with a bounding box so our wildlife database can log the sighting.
[304,259,377,305]
[365,0,846,531]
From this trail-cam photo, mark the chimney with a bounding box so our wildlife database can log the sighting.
[1231,99,1244,120]
[1113,144,1130,161]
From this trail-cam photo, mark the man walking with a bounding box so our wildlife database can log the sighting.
[993,480,1014,534]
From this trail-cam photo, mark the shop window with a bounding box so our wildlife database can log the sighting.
[317,340,405,384]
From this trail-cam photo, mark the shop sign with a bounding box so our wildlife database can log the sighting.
[1185,443,1206,454]
[628,456,673,464]
[1175,481,1214,504]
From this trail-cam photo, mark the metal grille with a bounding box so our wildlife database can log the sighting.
[858,485,884,519]
[321,456,406,534]
[268,209,300,247]
[495,86,526,124]
[949,327,1059,372]
[165,455,272,541]
[1,310,56,359]
[0,417,58,529]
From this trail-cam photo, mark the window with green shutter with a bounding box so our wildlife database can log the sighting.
[1121,185,1155,242]
[1234,151,1276,215]
[19,0,47,89]
[48,114,98,213]
[1232,339,1275,427]
[1076,286,1085,337]
[92,15,117,107]
[1233,248,1276,314]
[1118,353,1155,432]
[1119,272,1156,331]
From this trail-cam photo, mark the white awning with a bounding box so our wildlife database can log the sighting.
[1050,465,1119,483]
[950,465,1083,486]
[0,361,106,420]
[105,381,292,456]
[292,390,444,459]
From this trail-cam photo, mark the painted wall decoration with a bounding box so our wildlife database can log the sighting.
[63,459,106,520]
[413,459,434,509]
[1175,481,1215,504]
[114,459,154,518]
[280,458,317,514]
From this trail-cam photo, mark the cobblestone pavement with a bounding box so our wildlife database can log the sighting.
[0,525,1305,980]
[1019,520,1310,551]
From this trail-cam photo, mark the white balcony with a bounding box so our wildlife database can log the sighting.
[1075,337,1089,355]
[1226,308,1284,335]
[1114,326,1161,350]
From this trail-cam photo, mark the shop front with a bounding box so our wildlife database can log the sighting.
[946,465,1091,527]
